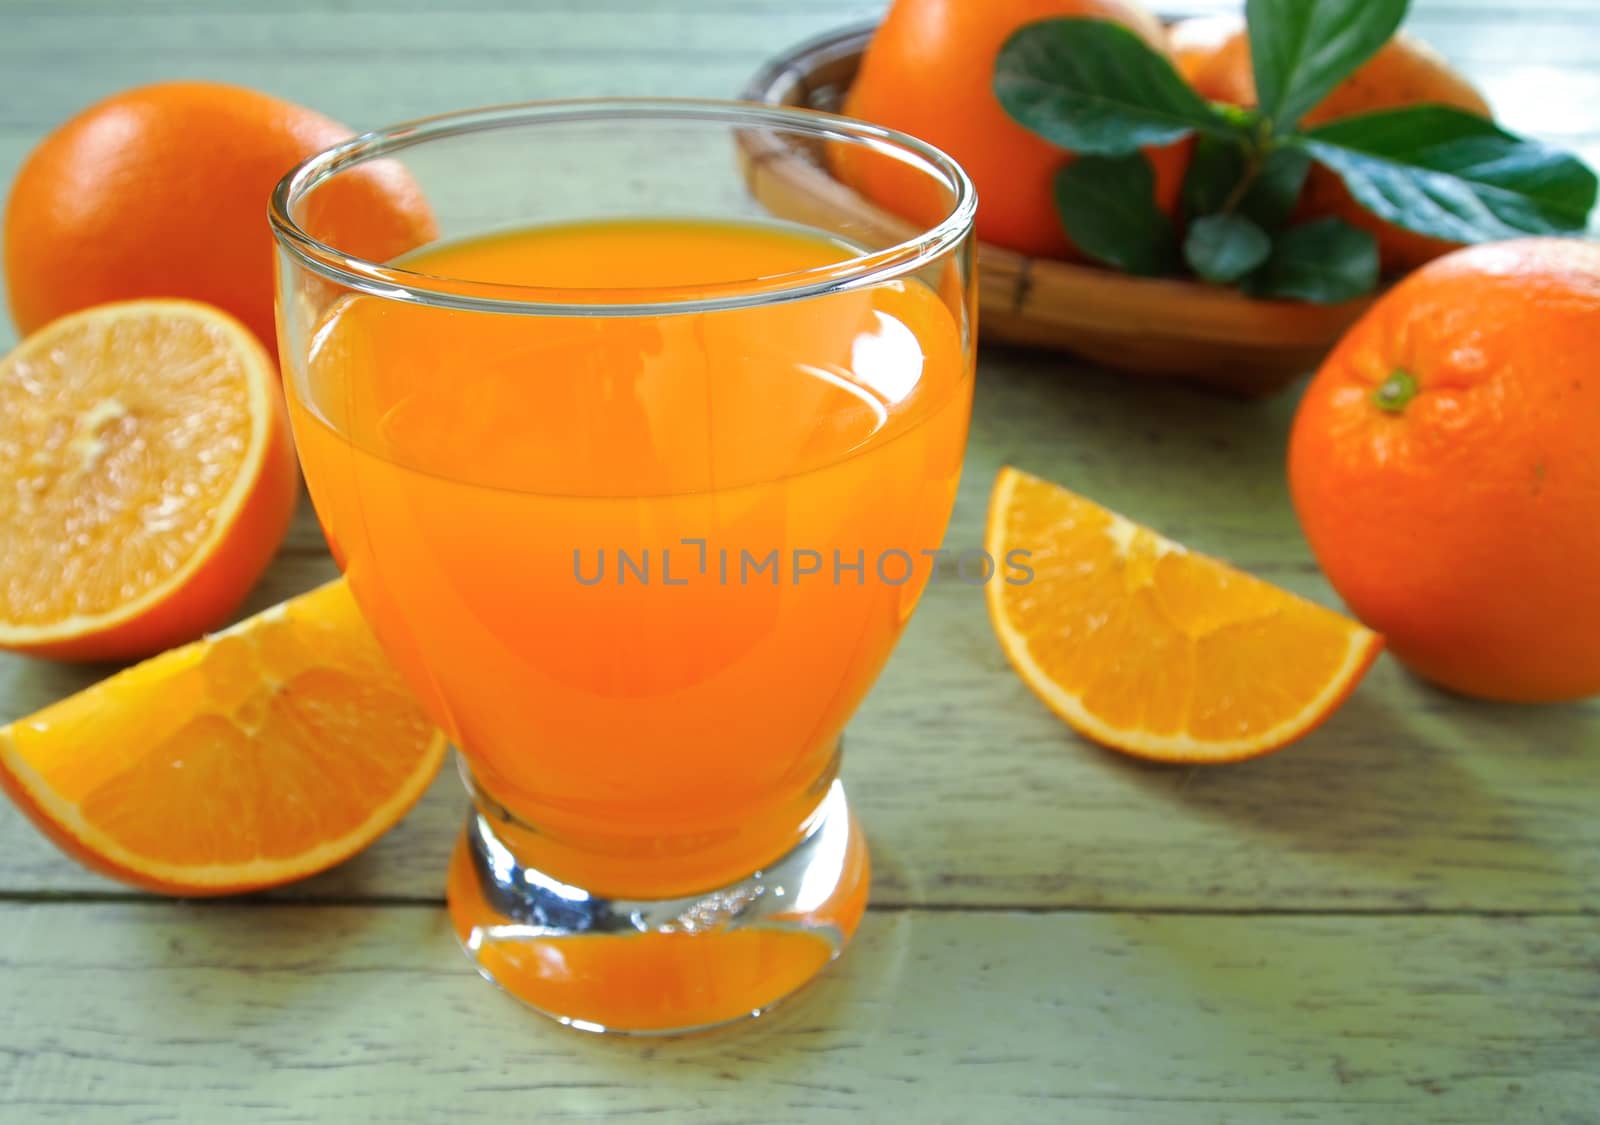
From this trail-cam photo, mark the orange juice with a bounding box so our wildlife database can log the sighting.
[286,218,972,899]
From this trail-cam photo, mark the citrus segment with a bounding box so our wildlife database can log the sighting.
[0,579,448,895]
[0,299,297,661]
[985,468,1382,762]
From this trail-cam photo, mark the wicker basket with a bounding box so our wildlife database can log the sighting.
[736,22,1373,396]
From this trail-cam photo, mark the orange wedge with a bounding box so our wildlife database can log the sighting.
[0,299,298,661]
[0,579,447,895]
[985,468,1383,763]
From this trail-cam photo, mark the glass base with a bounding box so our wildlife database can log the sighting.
[446,780,870,1035]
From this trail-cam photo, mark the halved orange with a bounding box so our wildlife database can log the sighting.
[0,299,298,661]
[0,579,447,895]
[985,468,1383,763]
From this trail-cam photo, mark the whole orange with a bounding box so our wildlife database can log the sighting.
[1168,19,1488,127]
[1297,34,1489,130]
[1296,35,1491,274]
[840,0,1190,261]
[4,81,435,355]
[1288,239,1600,703]
[1166,20,1491,274]
[1168,14,1255,106]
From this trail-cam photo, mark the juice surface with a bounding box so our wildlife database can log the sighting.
[286,218,972,896]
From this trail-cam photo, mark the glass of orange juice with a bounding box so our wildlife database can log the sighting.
[271,100,975,1033]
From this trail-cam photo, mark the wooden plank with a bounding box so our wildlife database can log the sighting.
[0,2,1590,66]
[0,56,787,132]
[3,356,1597,910]
[0,903,1595,1123]
[0,7,1588,61]
[0,0,1594,17]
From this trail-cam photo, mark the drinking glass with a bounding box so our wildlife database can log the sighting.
[271,99,975,1033]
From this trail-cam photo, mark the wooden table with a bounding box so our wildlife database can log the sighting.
[1,1,1596,1121]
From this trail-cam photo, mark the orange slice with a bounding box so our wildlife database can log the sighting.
[985,468,1383,763]
[0,579,447,895]
[0,299,298,661]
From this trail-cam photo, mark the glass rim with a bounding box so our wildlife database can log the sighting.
[268,97,976,318]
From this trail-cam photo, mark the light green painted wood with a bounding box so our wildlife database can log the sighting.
[0,0,1597,1120]
[1,904,1596,1123]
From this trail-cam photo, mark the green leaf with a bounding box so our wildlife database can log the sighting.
[1238,146,1312,228]
[1185,214,1272,283]
[1299,106,1599,242]
[995,18,1235,155]
[1181,140,1309,232]
[1182,135,1248,219]
[1246,0,1407,129]
[1054,152,1178,276]
[1246,218,1379,303]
